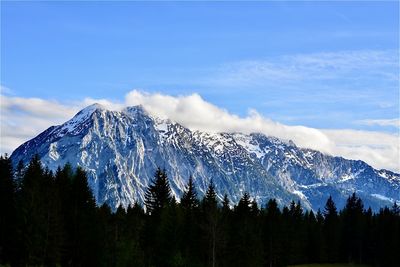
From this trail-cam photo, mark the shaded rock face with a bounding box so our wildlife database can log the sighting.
[11,104,400,211]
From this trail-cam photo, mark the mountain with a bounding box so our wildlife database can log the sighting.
[10,104,400,211]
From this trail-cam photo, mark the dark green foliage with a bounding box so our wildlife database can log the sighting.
[341,193,366,264]
[203,180,218,209]
[181,176,199,210]
[144,167,173,215]
[263,199,283,267]
[230,192,263,267]
[323,196,340,262]
[0,155,17,265]
[200,181,220,267]
[1,155,399,267]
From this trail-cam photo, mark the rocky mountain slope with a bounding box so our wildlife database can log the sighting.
[11,104,400,210]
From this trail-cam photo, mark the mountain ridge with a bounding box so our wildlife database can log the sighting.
[10,104,400,210]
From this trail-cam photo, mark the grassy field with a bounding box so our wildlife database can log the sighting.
[288,264,371,267]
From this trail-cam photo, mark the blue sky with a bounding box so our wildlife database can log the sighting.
[1,1,399,171]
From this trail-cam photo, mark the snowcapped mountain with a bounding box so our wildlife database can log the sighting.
[10,104,400,211]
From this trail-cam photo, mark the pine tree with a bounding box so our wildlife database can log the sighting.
[219,194,231,267]
[342,192,365,263]
[70,167,99,266]
[143,168,173,266]
[231,192,263,267]
[203,180,218,209]
[222,194,230,212]
[250,200,259,216]
[17,155,47,265]
[236,192,251,216]
[0,155,17,265]
[180,176,202,265]
[324,196,337,219]
[201,180,219,267]
[306,210,323,263]
[323,196,340,262]
[144,168,173,215]
[181,176,199,209]
[263,199,282,267]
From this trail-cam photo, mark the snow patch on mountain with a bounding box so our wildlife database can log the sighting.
[10,104,400,211]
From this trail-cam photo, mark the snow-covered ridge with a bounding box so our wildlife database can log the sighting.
[10,104,400,211]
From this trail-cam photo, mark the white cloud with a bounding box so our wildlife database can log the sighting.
[356,118,400,128]
[1,90,399,172]
[0,95,82,154]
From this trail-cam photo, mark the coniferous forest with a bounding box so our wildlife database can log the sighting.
[0,154,399,267]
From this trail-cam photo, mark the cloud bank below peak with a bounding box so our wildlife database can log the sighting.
[1,90,399,172]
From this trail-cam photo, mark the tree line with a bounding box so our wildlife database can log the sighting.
[0,154,399,267]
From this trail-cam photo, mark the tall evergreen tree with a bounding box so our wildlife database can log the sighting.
[342,192,365,263]
[143,168,174,266]
[219,194,231,267]
[306,210,323,263]
[323,196,340,262]
[17,155,47,265]
[286,200,306,264]
[236,192,251,215]
[201,180,219,267]
[144,168,173,215]
[230,192,263,267]
[0,155,17,265]
[181,176,199,209]
[180,176,202,265]
[70,167,99,266]
[222,194,230,212]
[203,180,218,209]
[263,199,282,267]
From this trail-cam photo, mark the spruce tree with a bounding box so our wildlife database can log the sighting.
[181,176,199,209]
[222,194,230,212]
[231,192,263,267]
[0,155,16,265]
[70,167,99,266]
[203,180,218,209]
[144,168,173,215]
[17,155,47,265]
[323,196,340,262]
[342,192,365,263]
[236,192,251,215]
[201,180,219,267]
[263,199,282,267]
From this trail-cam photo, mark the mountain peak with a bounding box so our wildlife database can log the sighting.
[122,105,153,120]
[57,103,106,135]
[83,102,106,112]
[123,105,146,114]
[10,103,400,211]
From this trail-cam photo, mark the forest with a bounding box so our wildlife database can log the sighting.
[0,154,399,267]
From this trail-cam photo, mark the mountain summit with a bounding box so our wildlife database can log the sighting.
[11,104,400,210]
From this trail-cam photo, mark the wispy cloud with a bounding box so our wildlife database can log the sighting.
[0,85,13,95]
[356,118,400,128]
[1,90,399,172]
[210,49,398,87]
